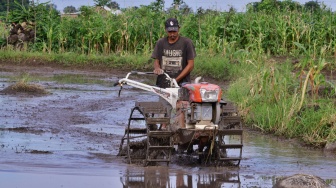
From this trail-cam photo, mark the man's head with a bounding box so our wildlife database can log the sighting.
[165,18,180,42]
[165,18,179,32]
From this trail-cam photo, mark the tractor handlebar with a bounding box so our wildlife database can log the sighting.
[114,71,179,97]
[130,71,154,75]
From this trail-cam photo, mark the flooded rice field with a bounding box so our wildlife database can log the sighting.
[0,65,335,188]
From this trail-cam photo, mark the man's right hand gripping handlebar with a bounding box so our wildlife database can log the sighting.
[153,68,164,75]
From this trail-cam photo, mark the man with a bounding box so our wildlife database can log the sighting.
[152,18,196,87]
[151,18,197,130]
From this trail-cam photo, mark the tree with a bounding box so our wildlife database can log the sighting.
[167,1,192,14]
[304,1,321,12]
[93,0,110,7]
[172,0,184,10]
[179,3,192,14]
[196,7,205,15]
[247,0,303,13]
[46,3,57,11]
[149,0,164,11]
[106,1,119,9]
[63,5,77,13]
[250,0,278,13]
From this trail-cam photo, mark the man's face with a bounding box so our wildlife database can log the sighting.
[167,30,179,41]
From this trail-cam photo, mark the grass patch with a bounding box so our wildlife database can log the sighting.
[0,72,49,95]
[0,50,152,71]
[1,82,49,95]
[52,74,111,86]
[226,54,336,147]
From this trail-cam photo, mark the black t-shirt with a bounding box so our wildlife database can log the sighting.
[151,36,196,87]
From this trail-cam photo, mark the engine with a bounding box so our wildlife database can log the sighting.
[179,82,222,129]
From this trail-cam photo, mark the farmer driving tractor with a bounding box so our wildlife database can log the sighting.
[116,18,243,166]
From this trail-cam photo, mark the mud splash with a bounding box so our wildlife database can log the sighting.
[0,65,335,188]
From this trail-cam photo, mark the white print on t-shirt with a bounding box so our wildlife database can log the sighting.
[163,49,182,57]
[162,56,182,72]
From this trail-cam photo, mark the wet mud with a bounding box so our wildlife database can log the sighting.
[0,64,335,188]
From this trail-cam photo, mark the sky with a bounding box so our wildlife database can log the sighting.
[38,0,336,13]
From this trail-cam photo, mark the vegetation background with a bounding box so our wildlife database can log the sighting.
[0,0,335,148]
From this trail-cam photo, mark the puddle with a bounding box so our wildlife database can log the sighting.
[0,68,335,188]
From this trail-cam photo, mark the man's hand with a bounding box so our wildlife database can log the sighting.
[153,68,164,75]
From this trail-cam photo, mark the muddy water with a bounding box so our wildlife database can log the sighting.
[0,70,335,188]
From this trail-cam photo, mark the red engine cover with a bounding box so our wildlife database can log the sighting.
[182,82,222,102]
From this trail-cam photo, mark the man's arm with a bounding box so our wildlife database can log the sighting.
[175,59,194,83]
[153,59,164,75]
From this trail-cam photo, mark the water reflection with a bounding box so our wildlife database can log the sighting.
[120,167,240,188]
[120,168,169,188]
[195,173,240,188]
